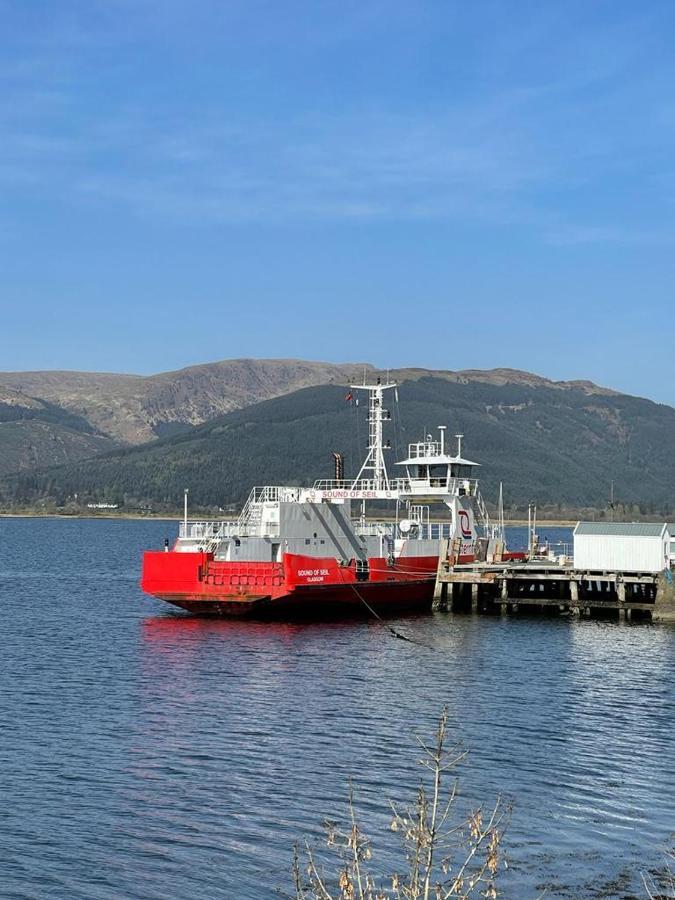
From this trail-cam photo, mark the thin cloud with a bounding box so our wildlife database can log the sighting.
[1,1,675,243]
[543,224,675,247]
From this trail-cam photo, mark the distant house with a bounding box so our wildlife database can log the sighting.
[573,522,670,573]
[668,524,675,568]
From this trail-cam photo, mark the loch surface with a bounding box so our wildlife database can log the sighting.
[1,518,673,899]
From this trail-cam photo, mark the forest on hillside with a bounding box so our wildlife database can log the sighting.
[3,378,675,517]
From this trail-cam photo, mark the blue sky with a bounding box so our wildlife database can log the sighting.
[1,0,674,402]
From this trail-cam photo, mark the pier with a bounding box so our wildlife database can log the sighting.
[433,539,675,622]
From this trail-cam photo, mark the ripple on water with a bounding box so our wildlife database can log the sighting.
[0,519,673,899]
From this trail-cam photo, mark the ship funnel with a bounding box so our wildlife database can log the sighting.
[332,451,345,486]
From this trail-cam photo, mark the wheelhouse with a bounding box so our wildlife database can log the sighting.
[396,428,480,498]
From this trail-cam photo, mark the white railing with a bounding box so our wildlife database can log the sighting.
[235,485,301,531]
[178,519,282,546]
[475,488,491,532]
[311,478,407,492]
[178,520,238,541]
[249,485,301,503]
[178,516,455,547]
[310,476,480,497]
[427,522,453,540]
[531,540,574,562]
[353,520,394,537]
[402,477,479,496]
[239,485,301,518]
[352,519,453,540]
[406,440,444,459]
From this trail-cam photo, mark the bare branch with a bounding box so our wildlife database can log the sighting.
[291,710,507,900]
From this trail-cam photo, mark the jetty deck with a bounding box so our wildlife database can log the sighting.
[433,541,675,622]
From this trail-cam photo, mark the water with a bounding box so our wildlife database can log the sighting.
[0,518,673,899]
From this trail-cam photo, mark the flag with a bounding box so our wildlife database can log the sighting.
[345,391,353,402]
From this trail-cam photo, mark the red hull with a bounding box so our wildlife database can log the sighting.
[141,550,439,618]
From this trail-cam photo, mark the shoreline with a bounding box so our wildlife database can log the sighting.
[0,512,178,521]
[0,511,578,526]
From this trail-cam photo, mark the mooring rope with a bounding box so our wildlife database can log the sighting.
[335,566,434,649]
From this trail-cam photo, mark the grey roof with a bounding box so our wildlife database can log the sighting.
[395,454,481,467]
[574,522,667,538]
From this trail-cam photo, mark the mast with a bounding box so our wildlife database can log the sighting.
[351,378,396,490]
[497,481,504,541]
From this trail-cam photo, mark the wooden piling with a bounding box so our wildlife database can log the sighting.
[432,539,450,610]
[653,574,675,623]
[432,554,668,622]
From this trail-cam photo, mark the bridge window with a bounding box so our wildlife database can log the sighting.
[429,464,448,487]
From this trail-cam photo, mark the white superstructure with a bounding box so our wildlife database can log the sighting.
[176,379,492,561]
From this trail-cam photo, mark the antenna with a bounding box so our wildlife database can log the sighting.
[455,433,464,457]
[438,425,446,455]
[609,480,615,522]
[497,481,504,541]
[527,501,537,557]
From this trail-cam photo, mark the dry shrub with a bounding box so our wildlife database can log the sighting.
[292,709,508,900]
[644,845,675,900]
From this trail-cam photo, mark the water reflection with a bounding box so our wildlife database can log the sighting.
[135,609,675,898]
[1,518,673,900]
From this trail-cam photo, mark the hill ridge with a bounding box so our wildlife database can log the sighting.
[0,358,626,446]
[4,375,675,515]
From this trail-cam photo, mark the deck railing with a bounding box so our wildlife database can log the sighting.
[311,476,480,496]
[353,520,453,540]
[178,520,240,542]
[311,478,407,493]
[178,517,454,545]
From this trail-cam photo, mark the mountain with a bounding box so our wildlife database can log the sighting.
[0,359,621,449]
[0,357,620,480]
[0,386,117,477]
[0,359,372,445]
[5,375,675,515]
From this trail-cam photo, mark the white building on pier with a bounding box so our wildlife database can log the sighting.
[573,522,670,573]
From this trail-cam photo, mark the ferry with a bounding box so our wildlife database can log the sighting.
[141,380,516,616]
